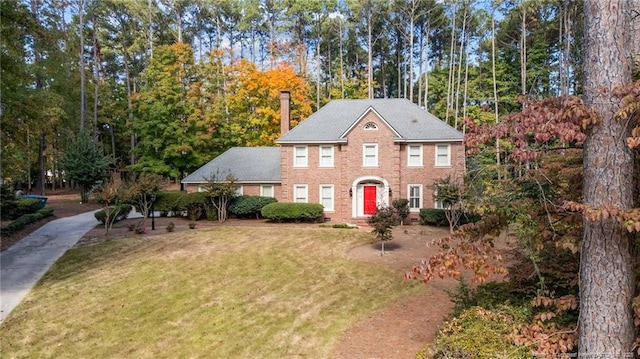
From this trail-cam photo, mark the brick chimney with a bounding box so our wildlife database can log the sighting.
[280,90,291,136]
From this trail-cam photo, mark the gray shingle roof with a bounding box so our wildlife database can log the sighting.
[278,98,462,143]
[182,147,281,184]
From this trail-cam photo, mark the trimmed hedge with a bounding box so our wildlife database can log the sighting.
[419,208,481,226]
[260,202,324,222]
[229,195,277,219]
[178,192,208,220]
[94,204,133,224]
[1,207,54,236]
[154,191,186,215]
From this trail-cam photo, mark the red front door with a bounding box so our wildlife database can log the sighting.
[363,185,377,215]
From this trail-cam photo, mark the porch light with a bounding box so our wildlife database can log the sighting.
[389,188,392,197]
[349,188,353,197]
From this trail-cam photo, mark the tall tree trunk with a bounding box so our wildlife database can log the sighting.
[520,3,527,96]
[79,0,86,131]
[38,131,45,195]
[423,18,430,110]
[445,3,457,125]
[92,15,99,145]
[454,5,467,129]
[367,8,373,99]
[580,0,635,355]
[492,2,500,178]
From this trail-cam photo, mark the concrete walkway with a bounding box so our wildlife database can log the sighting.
[0,210,100,323]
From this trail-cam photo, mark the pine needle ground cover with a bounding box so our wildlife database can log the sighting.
[0,226,422,358]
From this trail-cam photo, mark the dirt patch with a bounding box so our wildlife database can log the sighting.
[330,225,462,359]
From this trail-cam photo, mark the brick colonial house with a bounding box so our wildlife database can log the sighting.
[182,92,464,224]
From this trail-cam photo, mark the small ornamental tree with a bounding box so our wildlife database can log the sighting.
[392,198,410,225]
[59,132,111,203]
[367,205,399,255]
[123,173,163,227]
[203,172,238,222]
[432,175,465,233]
[93,179,126,234]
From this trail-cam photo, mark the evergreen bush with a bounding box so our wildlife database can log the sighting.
[229,195,277,219]
[94,204,132,224]
[260,202,323,222]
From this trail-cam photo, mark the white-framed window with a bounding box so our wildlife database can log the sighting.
[408,185,422,211]
[319,145,334,167]
[363,143,378,167]
[235,185,244,196]
[294,146,308,167]
[364,122,378,130]
[261,185,274,198]
[293,184,308,203]
[407,144,423,166]
[435,144,451,167]
[319,184,334,211]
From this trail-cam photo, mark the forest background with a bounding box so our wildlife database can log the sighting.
[1,0,582,188]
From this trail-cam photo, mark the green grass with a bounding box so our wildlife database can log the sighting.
[0,226,423,358]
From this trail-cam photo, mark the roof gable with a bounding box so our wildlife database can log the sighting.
[277,98,462,144]
[182,147,281,184]
[338,107,402,139]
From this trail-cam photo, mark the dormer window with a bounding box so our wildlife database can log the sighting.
[364,122,378,130]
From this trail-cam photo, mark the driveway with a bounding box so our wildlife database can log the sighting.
[0,210,99,323]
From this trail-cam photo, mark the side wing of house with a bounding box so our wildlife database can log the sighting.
[182,147,282,198]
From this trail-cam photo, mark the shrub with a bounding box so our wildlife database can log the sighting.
[429,306,530,359]
[229,195,277,219]
[177,192,208,220]
[420,208,447,226]
[12,198,43,219]
[419,208,481,226]
[1,184,18,219]
[392,198,410,225]
[260,202,324,222]
[1,207,54,236]
[153,191,185,215]
[94,204,132,224]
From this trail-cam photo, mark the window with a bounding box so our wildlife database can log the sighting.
[364,122,378,130]
[235,186,244,196]
[261,185,274,198]
[293,184,308,203]
[363,144,378,167]
[407,144,423,166]
[294,146,308,167]
[408,185,422,211]
[319,146,334,167]
[320,185,334,211]
[435,144,451,166]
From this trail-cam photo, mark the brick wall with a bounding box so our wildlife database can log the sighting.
[280,110,465,224]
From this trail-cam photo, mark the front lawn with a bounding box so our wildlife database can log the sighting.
[0,225,422,358]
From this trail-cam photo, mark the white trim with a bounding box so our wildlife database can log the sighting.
[363,122,378,130]
[319,145,334,168]
[235,185,244,196]
[293,146,308,167]
[293,184,308,203]
[362,143,378,167]
[407,144,423,167]
[435,143,451,167]
[339,107,402,139]
[319,184,334,212]
[351,176,390,218]
[407,184,422,212]
[260,184,274,198]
